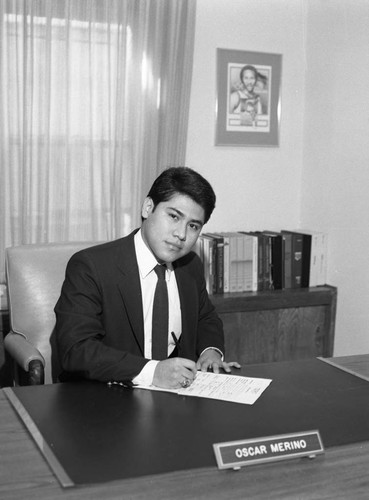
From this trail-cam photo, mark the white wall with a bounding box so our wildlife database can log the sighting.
[186,0,369,356]
[186,0,305,233]
[302,0,369,355]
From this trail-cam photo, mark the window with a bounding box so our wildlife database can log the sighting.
[0,0,196,283]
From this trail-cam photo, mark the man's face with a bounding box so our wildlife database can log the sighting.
[141,193,205,263]
[242,69,256,92]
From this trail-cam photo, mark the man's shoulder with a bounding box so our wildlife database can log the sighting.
[71,230,137,261]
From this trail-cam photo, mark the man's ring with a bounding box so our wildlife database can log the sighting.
[181,378,191,388]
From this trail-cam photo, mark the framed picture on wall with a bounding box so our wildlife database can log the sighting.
[215,48,282,147]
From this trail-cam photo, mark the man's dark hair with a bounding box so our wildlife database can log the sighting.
[240,64,258,81]
[147,166,216,224]
[240,64,268,87]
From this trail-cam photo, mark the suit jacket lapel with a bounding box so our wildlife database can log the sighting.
[174,263,197,356]
[115,233,145,355]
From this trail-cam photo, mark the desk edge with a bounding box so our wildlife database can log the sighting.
[317,357,369,383]
[3,387,75,488]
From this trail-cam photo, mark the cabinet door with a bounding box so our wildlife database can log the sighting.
[220,306,327,364]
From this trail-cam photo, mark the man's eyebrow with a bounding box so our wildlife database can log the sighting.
[167,206,204,226]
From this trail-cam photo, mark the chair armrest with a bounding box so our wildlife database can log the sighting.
[4,331,45,373]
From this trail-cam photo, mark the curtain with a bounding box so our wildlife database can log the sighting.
[0,0,196,283]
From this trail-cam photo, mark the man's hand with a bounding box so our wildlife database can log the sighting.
[153,357,197,389]
[196,349,241,373]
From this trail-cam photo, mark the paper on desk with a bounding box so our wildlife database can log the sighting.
[136,371,272,405]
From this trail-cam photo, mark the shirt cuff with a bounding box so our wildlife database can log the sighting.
[132,360,159,386]
[200,347,224,361]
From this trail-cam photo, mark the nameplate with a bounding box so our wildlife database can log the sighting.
[213,430,324,470]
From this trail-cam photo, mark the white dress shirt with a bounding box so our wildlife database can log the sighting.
[132,230,181,385]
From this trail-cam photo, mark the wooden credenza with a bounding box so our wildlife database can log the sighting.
[211,285,337,365]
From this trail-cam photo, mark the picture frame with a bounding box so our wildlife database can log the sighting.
[215,48,282,147]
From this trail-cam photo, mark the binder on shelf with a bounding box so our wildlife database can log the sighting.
[281,231,303,288]
[250,232,271,291]
[282,230,311,288]
[238,232,259,292]
[216,233,230,293]
[298,229,328,286]
[203,233,225,294]
[281,231,293,289]
[262,231,284,290]
[318,232,328,285]
[199,234,216,295]
[251,232,268,291]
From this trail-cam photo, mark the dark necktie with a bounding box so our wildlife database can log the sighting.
[152,264,169,360]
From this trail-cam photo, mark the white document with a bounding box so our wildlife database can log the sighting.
[136,371,272,405]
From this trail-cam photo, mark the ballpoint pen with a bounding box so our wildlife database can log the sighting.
[107,380,136,389]
[171,331,180,350]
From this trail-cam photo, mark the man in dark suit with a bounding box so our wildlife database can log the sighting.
[55,167,237,389]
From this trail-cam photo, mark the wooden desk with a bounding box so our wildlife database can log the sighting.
[1,355,369,500]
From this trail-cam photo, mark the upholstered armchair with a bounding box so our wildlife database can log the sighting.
[4,242,100,385]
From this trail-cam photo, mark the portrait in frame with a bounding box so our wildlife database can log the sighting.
[215,48,282,147]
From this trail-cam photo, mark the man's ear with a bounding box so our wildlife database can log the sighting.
[141,197,154,220]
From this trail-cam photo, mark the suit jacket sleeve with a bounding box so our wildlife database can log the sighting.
[55,237,148,382]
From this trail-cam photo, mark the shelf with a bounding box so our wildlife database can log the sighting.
[211,285,337,313]
[211,285,337,364]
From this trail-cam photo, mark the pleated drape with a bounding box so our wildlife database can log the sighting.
[0,0,196,282]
